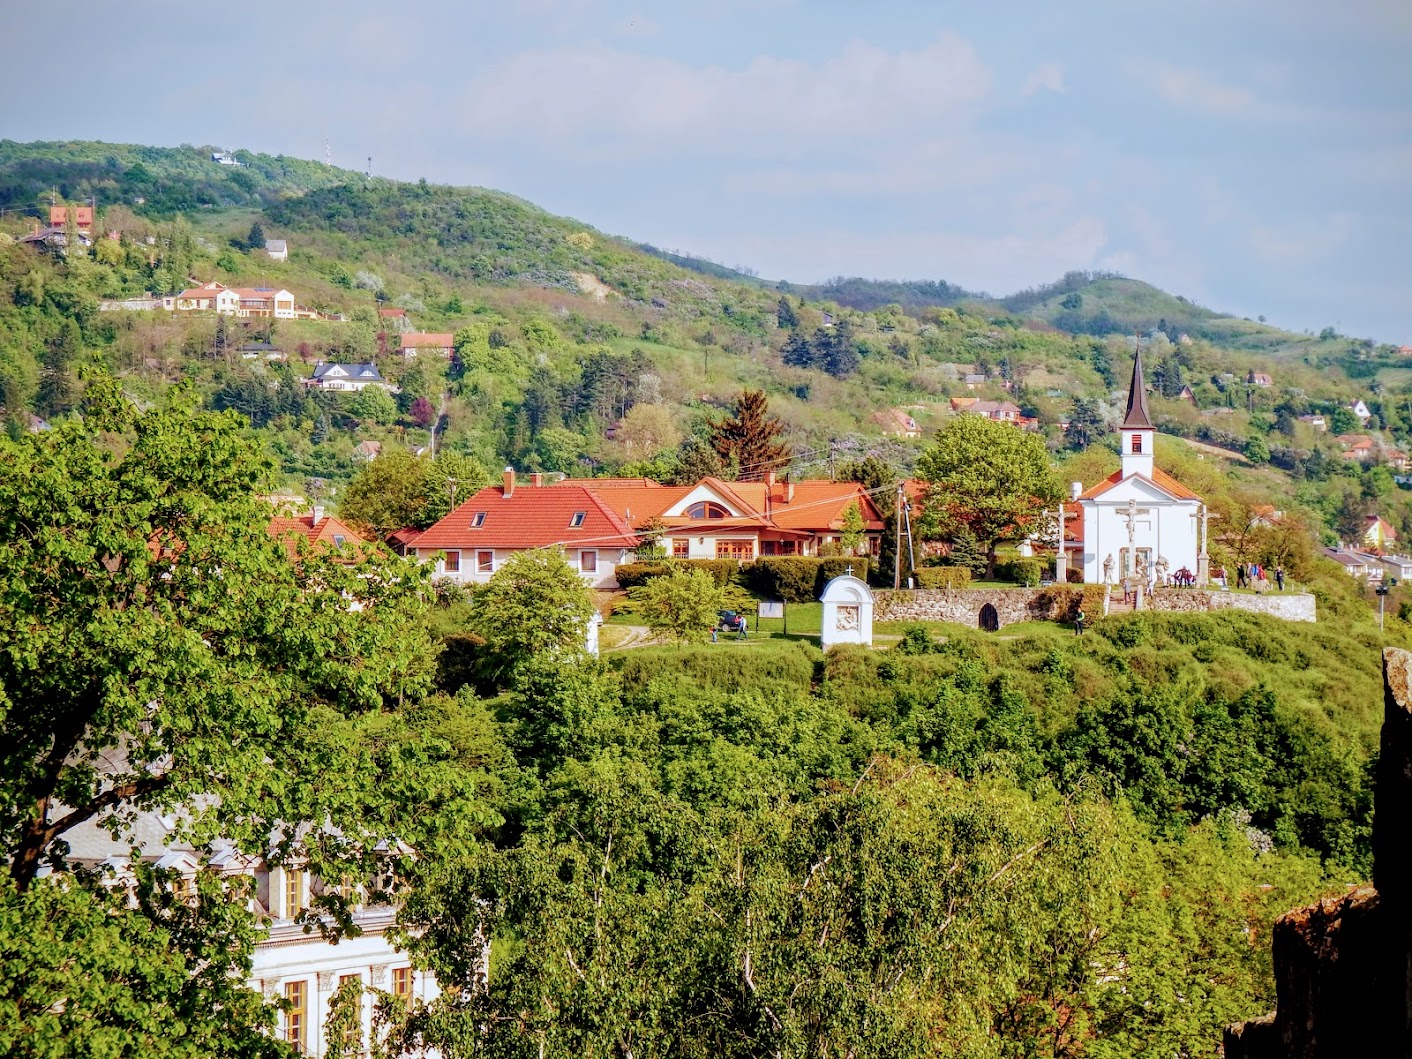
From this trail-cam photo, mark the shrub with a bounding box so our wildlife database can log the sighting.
[614,561,672,589]
[817,557,870,592]
[676,558,740,586]
[997,557,1043,587]
[743,558,821,602]
[914,567,971,590]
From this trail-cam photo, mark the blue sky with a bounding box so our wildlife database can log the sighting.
[4,0,1410,340]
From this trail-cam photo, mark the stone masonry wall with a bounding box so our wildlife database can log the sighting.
[873,588,1083,628]
[1149,589,1317,623]
[874,587,1316,629]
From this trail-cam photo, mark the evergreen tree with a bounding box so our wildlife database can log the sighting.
[674,435,725,484]
[776,296,799,330]
[36,319,80,419]
[948,528,987,578]
[245,222,264,251]
[822,320,860,378]
[1065,397,1106,452]
[710,390,790,481]
[781,330,814,369]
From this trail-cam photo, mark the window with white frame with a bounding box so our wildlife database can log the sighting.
[477,550,493,573]
[570,511,586,527]
[471,511,487,528]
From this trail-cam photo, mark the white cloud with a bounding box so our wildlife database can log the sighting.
[1020,61,1066,96]
[1127,60,1267,117]
[1247,213,1359,266]
[455,33,991,154]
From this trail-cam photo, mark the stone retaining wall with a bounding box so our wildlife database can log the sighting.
[874,588,1081,629]
[874,586,1316,629]
[1148,588,1317,623]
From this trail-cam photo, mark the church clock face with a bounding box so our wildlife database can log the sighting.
[836,605,860,631]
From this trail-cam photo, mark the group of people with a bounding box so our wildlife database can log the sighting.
[1231,562,1286,592]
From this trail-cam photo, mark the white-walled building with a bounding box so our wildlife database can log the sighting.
[57,813,441,1058]
[1076,350,1204,585]
[411,469,640,588]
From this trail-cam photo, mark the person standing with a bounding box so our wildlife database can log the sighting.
[1276,566,1285,591]
[1075,604,1086,636]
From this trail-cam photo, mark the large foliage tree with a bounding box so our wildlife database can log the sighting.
[340,448,488,535]
[629,567,721,643]
[468,548,596,682]
[0,379,439,890]
[916,415,1061,576]
[710,390,790,482]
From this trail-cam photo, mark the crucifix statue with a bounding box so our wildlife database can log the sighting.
[1120,498,1151,579]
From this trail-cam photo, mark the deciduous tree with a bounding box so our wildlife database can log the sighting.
[916,415,1061,576]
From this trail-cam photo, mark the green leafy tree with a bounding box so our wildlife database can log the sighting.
[839,501,866,555]
[1244,434,1271,464]
[674,435,725,484]
[35,318,80,419]
[469,548,595,681]
[0,378,439,890]
[711,390,790,481]
[347,384,397,425]
[341,449,435,534]
[629,567,721,643]
[1329,407,1361,435]
[0,870,287,1058]
[916,415,1061,577]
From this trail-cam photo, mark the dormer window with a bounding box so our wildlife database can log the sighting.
[569,512,587,528]
[686,501,729,520]
[471,512,487,528]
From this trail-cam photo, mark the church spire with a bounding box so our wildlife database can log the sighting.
[1121,345,1154,429]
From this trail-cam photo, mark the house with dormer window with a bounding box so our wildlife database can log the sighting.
[308,362,392,392]
[411,469,639,587]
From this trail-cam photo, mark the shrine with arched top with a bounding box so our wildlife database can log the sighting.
[819,571,875,647]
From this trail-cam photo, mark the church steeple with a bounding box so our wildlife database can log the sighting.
[1120,346,1154,478]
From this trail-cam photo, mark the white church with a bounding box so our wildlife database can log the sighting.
[1071,348,1208,586]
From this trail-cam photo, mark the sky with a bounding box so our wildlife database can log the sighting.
[4,0,1411,341]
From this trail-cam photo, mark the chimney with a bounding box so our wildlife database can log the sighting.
[1070,481,1082,501]
[786,478,795,503]
[502,467,515,498]
[530,472,543,487]
[312,504,324,526]
[764,470,776,488]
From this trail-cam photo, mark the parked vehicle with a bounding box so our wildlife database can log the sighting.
[716,610,748,639]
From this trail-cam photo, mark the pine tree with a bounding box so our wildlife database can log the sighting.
[710,390,790,481]
[246,222,264,251]
[36,319,80,418]
[781,330,815,368]
[776,296,799,330]
[948,528,987,578]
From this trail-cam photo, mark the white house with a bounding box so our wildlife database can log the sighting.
[309,362,391,392]
[1076,349,1204,585]
[56,812,442,1058]
[265,239,288,262]
[412,469,640,588]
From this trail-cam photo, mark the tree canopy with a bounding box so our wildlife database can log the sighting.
[916,416,1062,572]
[710,390,790,482]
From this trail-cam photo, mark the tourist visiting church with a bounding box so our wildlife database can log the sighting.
[1070,348,1208,587]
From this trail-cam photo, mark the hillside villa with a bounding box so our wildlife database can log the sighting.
[306,362,391,392]
[163,280,296,319]
[404,469,886,588]
[397,332,456,358]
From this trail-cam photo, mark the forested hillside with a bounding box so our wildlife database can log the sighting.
[3,139,1412,571]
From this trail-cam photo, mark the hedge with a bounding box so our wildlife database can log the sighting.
[914,566,971,590]
[615,558,741,589]
[742,556,873,603]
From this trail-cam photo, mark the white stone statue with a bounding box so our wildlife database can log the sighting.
[1103,554,1114,583]
[1156,555,1169,587]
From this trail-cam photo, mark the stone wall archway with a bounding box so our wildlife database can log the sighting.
[979,603,1000,631]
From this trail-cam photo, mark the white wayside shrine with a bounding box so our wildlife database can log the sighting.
[819,572,874,647]
[1076,349,1206,586]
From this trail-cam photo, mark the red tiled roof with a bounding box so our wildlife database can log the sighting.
[1077,467,1201,502]
[731,480,885,531]
[267,514,368,558]
[413,483,639,551]
[378,308,408,317]
[399,332,455,347]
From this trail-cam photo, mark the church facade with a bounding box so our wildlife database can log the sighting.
[1075,350,1205,585]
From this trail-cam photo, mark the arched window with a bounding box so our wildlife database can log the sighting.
[686,501,730,520]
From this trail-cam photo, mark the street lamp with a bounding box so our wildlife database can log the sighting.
[1377,578,1398,633]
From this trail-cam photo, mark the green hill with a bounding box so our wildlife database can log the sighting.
[2,138,1411,569]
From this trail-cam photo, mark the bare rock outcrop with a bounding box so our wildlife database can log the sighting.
[1225,647,1412,1058]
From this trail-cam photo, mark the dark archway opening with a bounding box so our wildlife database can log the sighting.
[979,603,1000,631]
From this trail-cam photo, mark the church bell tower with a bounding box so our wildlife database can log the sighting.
[1120,346,1155,479]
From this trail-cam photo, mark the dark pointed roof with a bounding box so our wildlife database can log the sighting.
[1121,347,1154,429]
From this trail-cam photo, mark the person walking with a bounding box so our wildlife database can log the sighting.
[1276,566,1285,592]
[1236,563,1248,589]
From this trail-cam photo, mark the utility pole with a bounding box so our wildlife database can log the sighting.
[894,483,904,589]
[828,440,836,481]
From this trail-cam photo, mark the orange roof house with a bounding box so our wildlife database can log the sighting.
[412,469,639,587]
[267,509,368,559]
[397,333,456,358]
